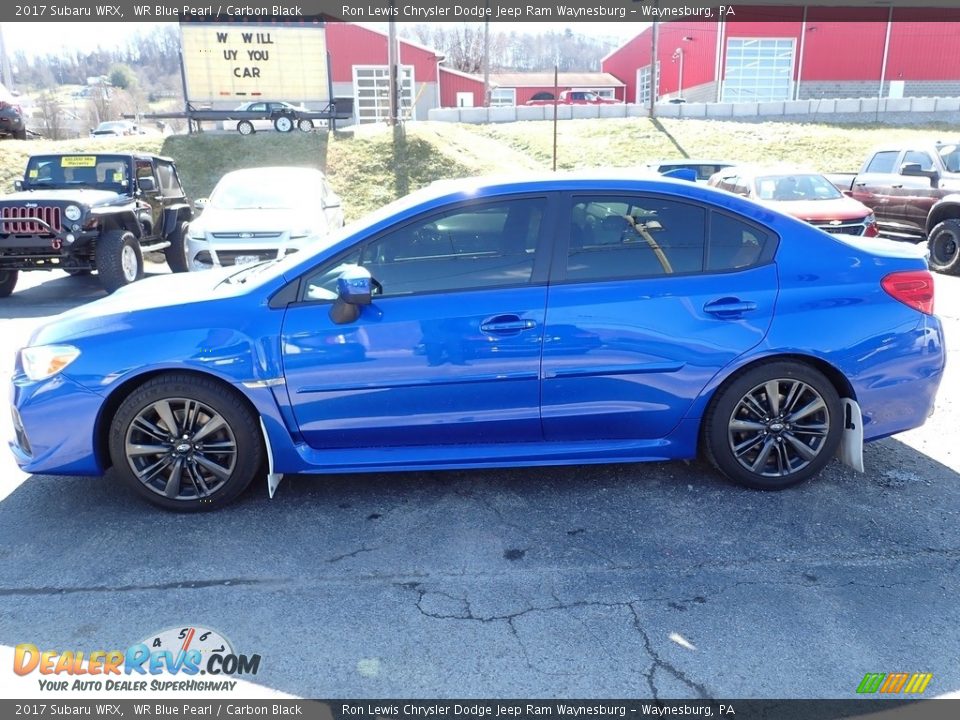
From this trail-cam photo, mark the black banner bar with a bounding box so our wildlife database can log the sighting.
[2,1,960,24]
[4,700,960,720]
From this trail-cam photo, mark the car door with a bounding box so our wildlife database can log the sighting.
[281,195,554,450]
[897,149,940,234]
[851,150,900,228]
[247,102,270,131]
[542,194,778,442]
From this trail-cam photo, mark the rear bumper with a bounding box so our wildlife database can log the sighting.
[858,314,945,442]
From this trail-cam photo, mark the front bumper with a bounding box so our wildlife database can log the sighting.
[186,233,309,270]
[9,370,105,476]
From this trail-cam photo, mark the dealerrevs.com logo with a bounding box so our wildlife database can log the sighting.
[14,626,261,692]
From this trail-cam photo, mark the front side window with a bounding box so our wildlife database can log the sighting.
[903,151,934,172]
[305,198,545,300]
[567,197,706,281]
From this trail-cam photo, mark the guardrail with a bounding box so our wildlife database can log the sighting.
[427,96,960,124]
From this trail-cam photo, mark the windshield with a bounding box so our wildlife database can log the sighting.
[23,154,132,191]
[209,173,321,210]
[754,173,842,202]
[938,144,960,173]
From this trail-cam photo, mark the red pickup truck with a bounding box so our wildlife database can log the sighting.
[525,91,621,106]
[829,141,960,274]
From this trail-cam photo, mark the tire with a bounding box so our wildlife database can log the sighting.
[297,118,314,133]
[13,128,27,140]
[108,374,262,511]
[0,269,18,297]
[703,361,843,490]
[95,229,144,293]
[274,114,294,133]
[927,218,960,275]
[164,220,191,273]
[237,120,255,136]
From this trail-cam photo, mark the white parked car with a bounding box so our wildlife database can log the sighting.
[186,167,344,270]
[90,120,141,138]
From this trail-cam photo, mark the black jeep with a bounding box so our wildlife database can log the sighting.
[0,153,193,296]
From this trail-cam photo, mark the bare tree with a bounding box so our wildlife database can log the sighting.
[36,91,65,140]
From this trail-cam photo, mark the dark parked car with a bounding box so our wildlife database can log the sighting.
[0,93,26,140]
[0,153,193,296]
[9,174,943,510]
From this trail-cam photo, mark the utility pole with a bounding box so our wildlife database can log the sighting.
[649,21,658,117]
[0,23,14,92]
[387,6,399,125]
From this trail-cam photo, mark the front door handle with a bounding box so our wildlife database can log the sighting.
[480,315,537,334]
[704,298,758,317]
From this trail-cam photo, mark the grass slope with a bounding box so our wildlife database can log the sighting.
[0,118,955,222]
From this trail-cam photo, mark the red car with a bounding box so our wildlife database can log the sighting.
[709,167,879,237]
[525,90,621,106]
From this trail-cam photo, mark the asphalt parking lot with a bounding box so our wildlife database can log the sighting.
[0,266,958,700]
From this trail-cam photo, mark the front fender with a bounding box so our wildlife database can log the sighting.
[927,195,960,232]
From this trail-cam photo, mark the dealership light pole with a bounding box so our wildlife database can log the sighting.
[673,47,684,99]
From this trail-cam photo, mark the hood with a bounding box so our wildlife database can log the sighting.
[1,188,130,207]
[758,195,871,222]
[29,270,242,347]
[190,207,319,234]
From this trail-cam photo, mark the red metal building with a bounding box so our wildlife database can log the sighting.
[601,6,960,104]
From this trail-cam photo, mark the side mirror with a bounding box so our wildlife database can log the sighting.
[329,266,374,324]
[194,198,208,211]
[14,180,23,191]
[138,177,157,193]
[900,162,939,182]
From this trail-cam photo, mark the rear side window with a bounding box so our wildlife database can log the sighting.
[567,197,706,280]
[865,151,899,174]
[707,213,771,272]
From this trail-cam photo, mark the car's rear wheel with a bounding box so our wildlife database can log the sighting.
[274,114,294,133]
[109,374,262,511]
[95,229,143,293]
[928,218,960,275]
[703,361,843,490]
[0,269,18,297]
[297,118,314,133]
[164,220,191,273]
[237,120,255,136]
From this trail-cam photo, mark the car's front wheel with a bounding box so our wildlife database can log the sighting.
[164,220,191,273]
[95,229,143,293]
[703,361,843,490]
[0,269,18,297]
[109,374,263,511]
[928,218,960,275]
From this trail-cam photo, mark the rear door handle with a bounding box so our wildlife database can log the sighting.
[704,299,758,317]
[480,315,537,334]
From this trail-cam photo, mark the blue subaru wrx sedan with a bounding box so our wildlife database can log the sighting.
[9,174,945,510]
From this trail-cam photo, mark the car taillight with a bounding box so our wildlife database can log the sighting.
[882,270,934,315]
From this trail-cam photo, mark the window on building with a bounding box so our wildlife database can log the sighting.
[722,38,795,102]
[490,88,517,106]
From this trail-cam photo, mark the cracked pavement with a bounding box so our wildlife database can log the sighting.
[0,269,958,699]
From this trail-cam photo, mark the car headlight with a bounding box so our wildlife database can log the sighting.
[290,227,318,239]
[21,345,81,381]
[864,213,876,226]
[187,227,206,242]
[64,205,82,222]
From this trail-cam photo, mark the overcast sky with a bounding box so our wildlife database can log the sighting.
[2,21,641,58]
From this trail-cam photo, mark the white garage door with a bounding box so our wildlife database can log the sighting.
[353,66,415,124]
